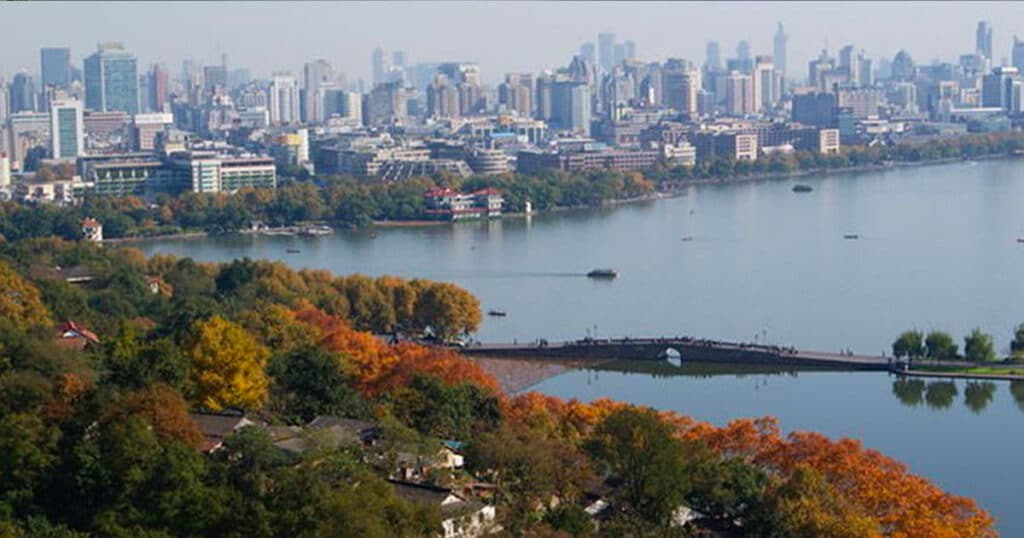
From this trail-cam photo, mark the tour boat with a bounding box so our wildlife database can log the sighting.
[487,310,507,317]
[792,184,813,193]
[285,248,301,254]
[587,269,619,279]
[844,234,859,240]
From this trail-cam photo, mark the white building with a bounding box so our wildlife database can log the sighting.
[130,112,173,151]
[269,73,300,125]
[50,98,84,160]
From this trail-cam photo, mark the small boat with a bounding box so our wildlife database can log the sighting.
[792,184,813,193]
[843,234,859,240]
[487,310,507,317]
[681,235,694,242]
[1017,238,1024,243]
[587,269,619,279]
[285,248,301,254]
[369,232,377,238]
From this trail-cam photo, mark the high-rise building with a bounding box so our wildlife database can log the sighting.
[705,41,722,72]
[498,73,533,116]
[661,60,699,116]
[623,40,636,62]
[890,50,916,82]
[839,45,855,78]
[550,80,591,133]
[579,43,597,66]
[736,40,752,61]
[371,47,388,86]
[977,20,993,60]
[366,81,406,125]
[773,23,788,79]
[598,32,616,71]
[856,51,874,87]
[724,71,755,116]
[269,73,300,124]
[426,74,459,118]
[303,59,335,123]
[534,74,553,121]
[11,72,37,113]
[83,42,139,114]
[982,66,1020,110]
[808,49,835,89]
[203,65,227,92]
[49,98,84,159]
[147,64,168,113]
[41,48,72,89]
[792,91,838,128]
[0,84,10,125]
[752,56,775,112]
[1013,37,1024,73]
[392,51,407,68]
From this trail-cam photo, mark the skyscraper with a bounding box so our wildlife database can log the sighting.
[773,23,788,79]
[662,59,699,116]
[40,48,71,89]
[705,42,722,72]
[49,98,84,159]
[977,20,993,60]
[579,43,597,66]
[752,56,775,112]
[1013,37,1024,73]
[724,71,754,116]
[147,63,168,112]
[11,72,36,113]
[392,51,407,68]
[736,41,752,61]
[598,32,616,71]
[83,42,139,114]
[551,80,590,133]
[303,59,335,123]
[371,47,387,86]
[623,40,637,62]
[269,73,300,124]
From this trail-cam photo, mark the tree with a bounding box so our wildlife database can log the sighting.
[892,378,926,407]
[925,381,958,410]
[925,331,958,360]
[585,407,690,528]
[963,329,996,362]
[386,374,501,440]
[1010,323,1024,360]
[102,383,203,446]
[184,315,270,411]
[413,282,482,341]
[267,345,368,423]
[0,261,52,332]
[892,330,924,359]
[964,382,996,414]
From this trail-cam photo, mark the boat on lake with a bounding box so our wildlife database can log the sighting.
[844,234,859,240]
[587,269,619,279]
[1017,238,1024,243]
[681,235,694,242]
[792,184,813,193]
[299,225,333,237]
[285,248,301,253]
[487,310,507,317]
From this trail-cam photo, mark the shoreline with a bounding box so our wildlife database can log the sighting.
[896,369,1024,382]
[104,152,1021,242]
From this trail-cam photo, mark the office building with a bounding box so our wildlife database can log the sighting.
[147,64,168,112]
[498,73,533,116]
[661,61,699,116]
[11,73,36,113]
[323,89,362,122]
[130,113,173,151]
[0,84,9,125]
[977,21,993,60]
[982,67,1020,111]
[752,56,775,112]
[792,91,838,128]
[41,48,72,89]
[724,71,755,116]
[269,72,300,124]
[890,50,915,82]
[773,23,788,79]
[166,150,276,193]
[50,98,84,159]
[303,59,335,123]
[691,132,757,163]
[705,41,722,72]
[550,80,590,133]
[623,40,636,62]
[598,32,616,71]
[1013,37,1024,73]
[366,81,407,125]
[371,46,387,86]
[579,43,597,66]
[83,42,140,114]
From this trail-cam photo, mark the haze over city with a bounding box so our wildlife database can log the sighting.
[4,1,1024,84]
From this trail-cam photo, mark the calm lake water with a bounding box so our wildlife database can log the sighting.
[138,159,1024,533]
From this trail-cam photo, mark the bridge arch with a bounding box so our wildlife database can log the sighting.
[660,347,682,367]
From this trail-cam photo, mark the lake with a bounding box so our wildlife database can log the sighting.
[138,159,1024,533]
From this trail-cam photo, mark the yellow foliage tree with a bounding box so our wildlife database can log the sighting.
[0,260,51,331]
[185,315,270,411]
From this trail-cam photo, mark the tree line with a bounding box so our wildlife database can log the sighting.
[892,324,1024,362]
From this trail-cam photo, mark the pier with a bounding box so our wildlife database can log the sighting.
[462,336,892,371]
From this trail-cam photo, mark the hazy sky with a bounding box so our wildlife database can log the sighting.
[3,1,1024,85]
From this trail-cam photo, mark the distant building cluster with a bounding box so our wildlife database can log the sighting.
[1,21,1021,206]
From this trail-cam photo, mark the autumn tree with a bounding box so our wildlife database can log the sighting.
[102,383,202,446]
[0,260,51,332]
[184,315,270,411]
[413,281,482,341]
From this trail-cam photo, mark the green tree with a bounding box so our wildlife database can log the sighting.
[925,381,958,410]
[585,407,690,529]
[892,378,926,407]
[267,345,368,423]
[1010,323,1024,360]
[963,329,997,362]
[924,331,958,360]
[892,330,925,359]
[387,374,501,440]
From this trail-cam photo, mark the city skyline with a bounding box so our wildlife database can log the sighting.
[4,1,1024,85]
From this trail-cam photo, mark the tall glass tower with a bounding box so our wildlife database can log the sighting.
[83,42,139,114]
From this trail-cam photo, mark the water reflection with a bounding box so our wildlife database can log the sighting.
[890,377,1014,413]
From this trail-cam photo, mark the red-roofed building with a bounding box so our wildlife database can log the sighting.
[424,188,503,221]
[56,321,100,350]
